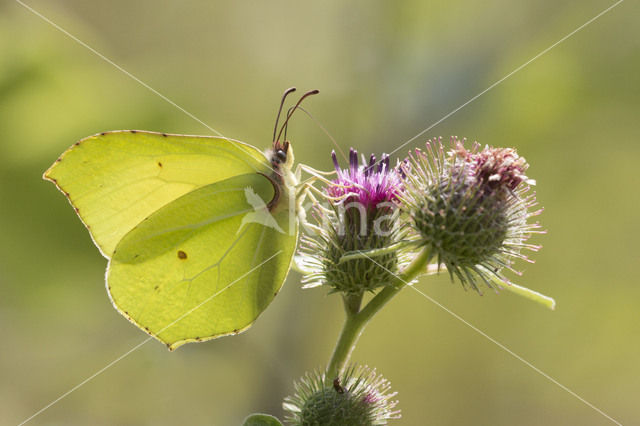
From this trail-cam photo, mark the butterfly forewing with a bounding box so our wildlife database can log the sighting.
[44,131,271,257]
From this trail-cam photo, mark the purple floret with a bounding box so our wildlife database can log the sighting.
[327,148,403,209]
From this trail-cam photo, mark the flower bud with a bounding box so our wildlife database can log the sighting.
[299,149,409,294]
[401,137,542,292]
[283,365,400,425]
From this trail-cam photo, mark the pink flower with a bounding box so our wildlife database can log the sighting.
[326,149,404,210]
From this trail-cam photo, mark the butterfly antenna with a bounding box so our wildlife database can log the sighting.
[273,87,297,143]
[291,105,347,162]
[276,89,319,143]
[283,106,293,142]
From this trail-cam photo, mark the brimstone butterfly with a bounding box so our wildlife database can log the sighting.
[44,88,318,350]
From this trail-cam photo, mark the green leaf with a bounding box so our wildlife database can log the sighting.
[242,413,283,426]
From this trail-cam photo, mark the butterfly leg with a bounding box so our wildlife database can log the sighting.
[294,177,352,211]
[294,163,336,186]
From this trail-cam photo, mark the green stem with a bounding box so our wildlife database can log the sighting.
[344,292,364,315]
[325,247,431,379]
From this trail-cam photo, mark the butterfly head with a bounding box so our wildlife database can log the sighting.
[270,139,294,172]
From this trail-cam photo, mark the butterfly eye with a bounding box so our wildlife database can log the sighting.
[275,149,287,162]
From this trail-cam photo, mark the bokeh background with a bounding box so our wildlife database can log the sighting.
[2,1,638,425]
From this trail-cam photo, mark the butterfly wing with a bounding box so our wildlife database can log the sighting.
[44,131,271,257]
[107,173,297,350]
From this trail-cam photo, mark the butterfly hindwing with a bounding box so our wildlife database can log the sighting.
[107,173,297,350]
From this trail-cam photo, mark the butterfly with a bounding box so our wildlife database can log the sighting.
[44,88,318,350]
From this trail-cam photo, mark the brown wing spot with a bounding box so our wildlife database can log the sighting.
[55,158,62,163]
[161,133,168,137]
[154,285,159,291]
[130,130,137,134]
[157,161,163,168]
[177,250,187,259]
[195,336,202,341]
[233,329,239,334]
[74,207,80,213]
[74,141,81,146]
[100,132,107,136]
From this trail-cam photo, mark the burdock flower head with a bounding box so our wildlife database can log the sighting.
[283,365,400,426]
[326,149,404,210]
[299,149,409,295]
[401,137,543,292]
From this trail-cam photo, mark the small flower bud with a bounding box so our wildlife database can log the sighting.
[401,137,543,292]
[283,365,400,426]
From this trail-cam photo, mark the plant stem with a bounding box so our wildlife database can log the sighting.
[344,292,363,315]
[325,247,431,379]
[325,310,365,379]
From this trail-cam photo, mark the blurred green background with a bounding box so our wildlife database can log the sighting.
[2,1,638,425]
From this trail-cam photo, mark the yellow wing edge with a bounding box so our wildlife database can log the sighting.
[43,129,267,181]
